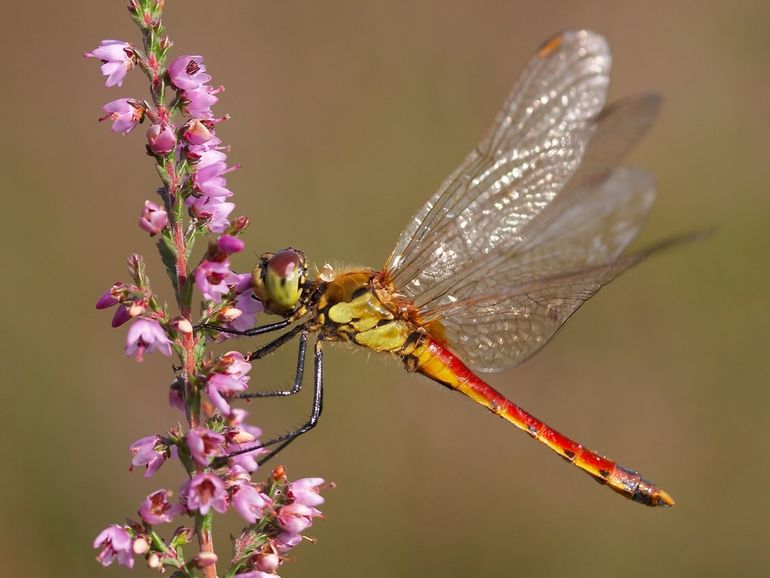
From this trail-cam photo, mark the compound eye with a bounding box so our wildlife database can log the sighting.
[264,248,306,311]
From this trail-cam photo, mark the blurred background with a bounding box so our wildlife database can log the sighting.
[1,1,768,576]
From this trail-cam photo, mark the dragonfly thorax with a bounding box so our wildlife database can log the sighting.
[252,248,309,316]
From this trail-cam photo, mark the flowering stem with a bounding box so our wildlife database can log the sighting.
[89,2,330,575]
[195,513,216,578]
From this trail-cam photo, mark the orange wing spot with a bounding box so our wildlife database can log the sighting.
[537,33,563,58]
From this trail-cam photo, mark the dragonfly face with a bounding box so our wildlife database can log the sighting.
[252,248,308,316]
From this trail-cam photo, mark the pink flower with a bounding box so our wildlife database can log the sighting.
[192,161,236,198]
[169,385,185,411]
[188,137,227,167]
[188,194,235,233]
[99,98,143,134]
[255,550,281,573]
[183,119,215,145]
[125,318,173,361]
[287,478,325,507]
[195,259,236,303]
[217,235,244,254]
[228,408,262,437]
[129,435,168,478]
[181,473,228,515]
[218,351,252,378]
[276,502,321,534]
[93,525,134,568]
[139,489,184,525]
[183,84,221,118]
[168,55,211,91]
[206,372,248,416]
[186,427,225,466]
[230,481,271,524]
[234,572,280,578]
[146,123,177,155]
[230,274,264,332]
[139,200,168,235]
[85,40,134,87]
[206,352,252,415]
[225,409,264,471]
[274,531,303,553]
[226,440,263,473]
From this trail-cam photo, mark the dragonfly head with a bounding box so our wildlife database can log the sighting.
[252,248,308,316]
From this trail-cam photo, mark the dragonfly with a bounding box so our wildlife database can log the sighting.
[202,29,684,507]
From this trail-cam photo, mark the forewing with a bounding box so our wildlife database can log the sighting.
[421,168,656,308]
[386,30,612,299]
[410,94,661,310]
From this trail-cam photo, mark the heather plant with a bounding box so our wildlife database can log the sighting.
[86,2,328,576]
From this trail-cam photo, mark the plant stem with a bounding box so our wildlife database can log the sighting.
[196,514,217,578]
[169,186,215,573]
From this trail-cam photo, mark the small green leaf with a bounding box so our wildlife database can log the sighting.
[157,233,178,290]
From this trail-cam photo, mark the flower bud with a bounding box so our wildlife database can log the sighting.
[146,123,177,155]
[227,215,250,235]
[147,553,161,569]
[139,200,168,236]
[231,428,256,444]
[172,317,194,334]
[256,551,281,573]
[111,305,131,327]
[184,119,214,145]
[272,465,287,482]
[132,537,150,555]
[128,254,145,279]
[217,234,244,254]
[219,306,243,322]
[128,300,147,317]
[96,284,121,309]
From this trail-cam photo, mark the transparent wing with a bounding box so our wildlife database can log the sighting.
[386,30,612,298]
[411,94,661,311]
[425,258,642,373]
[424,231,702,373]
[420,168,657,372]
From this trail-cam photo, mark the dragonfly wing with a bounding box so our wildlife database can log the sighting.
[408,94,661,310]
[386,30,612,298]
[425,253,650,373]
[422,167,656,307]
[420,167,657,372]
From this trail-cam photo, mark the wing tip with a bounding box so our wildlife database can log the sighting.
[537,29,609,59]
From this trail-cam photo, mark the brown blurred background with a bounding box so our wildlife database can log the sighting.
[1,1,768,576]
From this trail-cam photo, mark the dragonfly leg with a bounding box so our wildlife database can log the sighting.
[238,330,308,398]
[218,339,324,467]
[247,323,307,361]
[196,318,291,337]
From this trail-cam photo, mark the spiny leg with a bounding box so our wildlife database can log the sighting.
[197,318,292,337]
[247,323,307,361]
[218,339,325,467]
[256,339,325,465]
[238,330,308,399]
